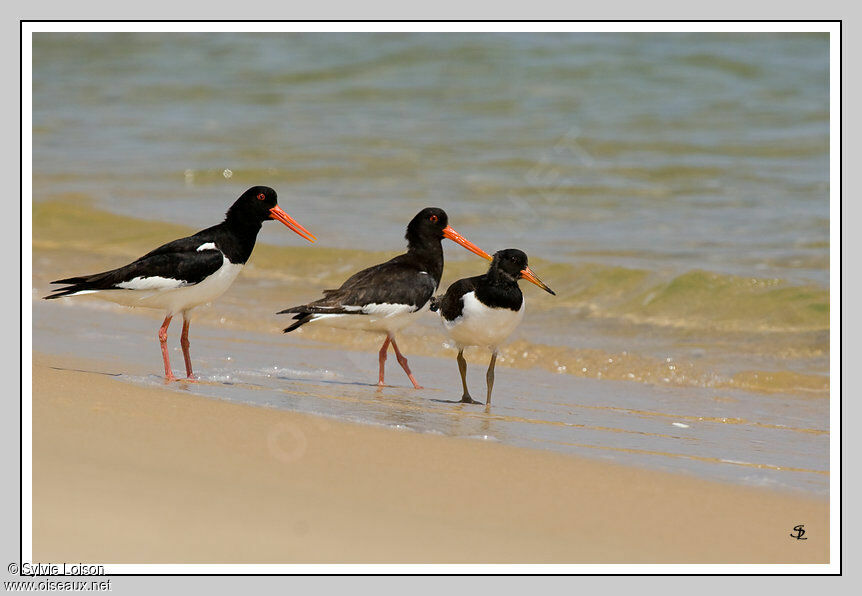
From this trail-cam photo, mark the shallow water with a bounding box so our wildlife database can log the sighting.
[32,33,829,277]
[33,299,829,494]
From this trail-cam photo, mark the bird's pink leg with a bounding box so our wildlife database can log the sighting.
[377,336,391,386]
[158,315,175,382]
[389,336,423,389]
[180,316,195,380]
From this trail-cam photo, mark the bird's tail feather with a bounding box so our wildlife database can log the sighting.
[277,304,367,316]
[43,286,86,300]
[50,275,90,285]
[44,271,117,300]
[283,313,315,333]
[279,302,370,333]
[44,281,103,300]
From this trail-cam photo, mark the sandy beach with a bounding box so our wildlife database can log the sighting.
[32,351,828,564]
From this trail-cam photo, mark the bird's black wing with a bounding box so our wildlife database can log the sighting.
[279,254,438,332]
[44,232,224,299]
[281,259,438,314]
[431,276,482,321]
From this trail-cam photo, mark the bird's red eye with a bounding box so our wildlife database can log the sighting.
[257,193,266,201]
[429,214,438,223]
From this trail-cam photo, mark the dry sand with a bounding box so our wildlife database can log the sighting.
[32,352,828,564]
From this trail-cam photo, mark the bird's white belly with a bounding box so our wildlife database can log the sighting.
[443,292,525,348]
[96,258,243,315]
[307,303,425,334]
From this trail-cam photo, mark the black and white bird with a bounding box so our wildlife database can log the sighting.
[44,186,315,382]
[430,248,555,405]
[278,207,492,389]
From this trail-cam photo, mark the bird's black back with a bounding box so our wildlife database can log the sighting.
[317,251,442,310]
[279,250,442,329]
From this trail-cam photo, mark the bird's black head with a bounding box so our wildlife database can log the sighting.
[225,186,315,242]
[405,207,449,244]
[404,207,493,262]
[490,248,556,295]
[491,248,530,280]
[226,186,279,224]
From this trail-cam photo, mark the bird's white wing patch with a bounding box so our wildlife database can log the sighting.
[305,302,419,333]
[116,276,188,291]
[310,305,363,312]
[196,242,217,252]
[361,303,417,317]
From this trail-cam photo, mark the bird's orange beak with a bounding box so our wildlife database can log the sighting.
[269,206,316,243]
[442,226,493,261]
[521,266,556,295]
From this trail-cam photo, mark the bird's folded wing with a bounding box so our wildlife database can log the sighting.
[137,228,220,259]
[436,276,480,320]
[48,248,224,295]
[281,263,438,315]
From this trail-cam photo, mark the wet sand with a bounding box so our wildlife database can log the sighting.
[32,351,828,564]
